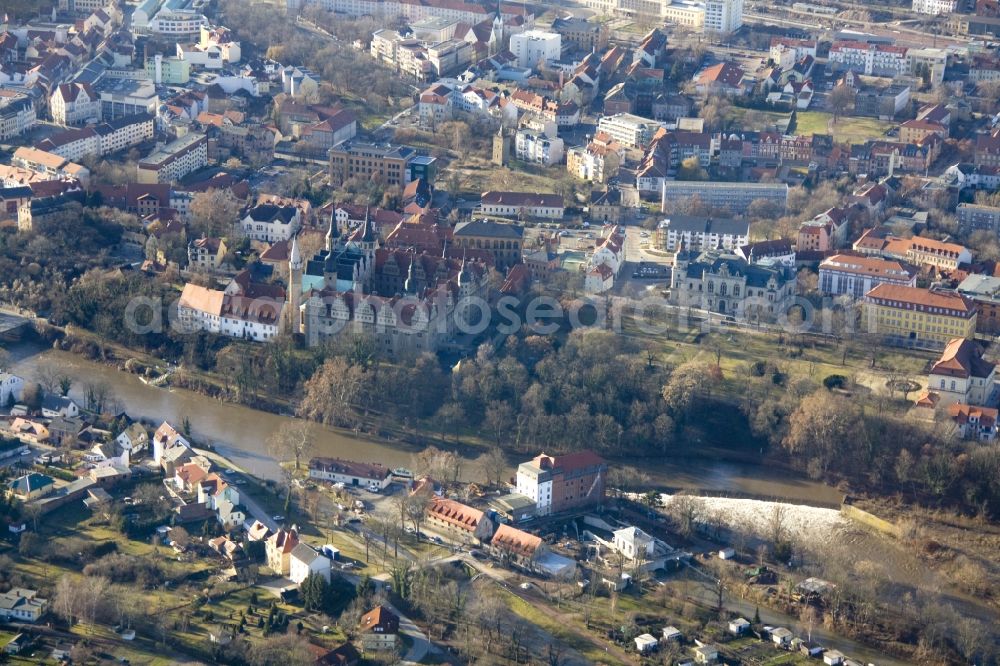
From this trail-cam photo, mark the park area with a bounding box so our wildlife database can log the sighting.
[728,108,894,144]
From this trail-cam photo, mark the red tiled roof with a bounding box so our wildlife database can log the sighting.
[490,523,542,557]
[865,284,976,314]
[530,450,606,473]
[309,457,391,481]
[267,527,299,554]
[930,338,995,379]
[427,498,482,532]
[359,606,399,634]
[820,254,916,280]
[948,403,998,428]
[697,62,745,87]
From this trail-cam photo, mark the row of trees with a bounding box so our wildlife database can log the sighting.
[296,329,691,457]
[743,367,1000,516]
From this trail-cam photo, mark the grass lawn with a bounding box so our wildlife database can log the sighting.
[726,108,892,144]
[500,589,628,666]
[728,108,790,131]
[795,111,892,144]
[620,311,931,398]
[67,623,185,666]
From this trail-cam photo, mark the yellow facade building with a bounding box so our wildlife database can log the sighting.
[863,284,977,349]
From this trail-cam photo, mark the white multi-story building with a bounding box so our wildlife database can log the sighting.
[655,215,749,252]
[704,0,743,33]
[927,338,997,407]
[137,133,208,184]
[239,203,301,243]
[818,254,917,299]
[510,30,561,69]
[199,25,241,64]
[304,0,532,25]
[661,181,788,216]
[514,451,607,516]
[514,129,564,166]
[40,115,155,161]
[96,114,155,154]
[660,0,705,27]
[177,283,284,342]
[148,10,209,37]
[479,191,564,218]
[907,47,948,86]
[38,127,99,162]
[50,83,99,126]
[426,39,474,77]
[96,78,159,120]
[0,91,37,141]
[912,0,956,14]
[829,41,910,77]
[581,0,703,24]
[566,138,623,183]
[597,113,662,149]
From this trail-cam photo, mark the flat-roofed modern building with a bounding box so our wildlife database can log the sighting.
[95,78,159,120]
[661,180,788,216]
[957,203,1000,235]
[957,273,1000,335]
[328,142,415,187]
[137,132,208,184]
[655,215,749,252]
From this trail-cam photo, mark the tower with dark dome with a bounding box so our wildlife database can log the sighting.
[287,235,303,335]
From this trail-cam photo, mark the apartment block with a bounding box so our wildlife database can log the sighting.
[829,41,910,77]
[514,129,564,166]
[912,0,956,14]
[137,133,209,184]
[655,215,749,252]
[597,113,663,149]
[661,181,788,216]
[0,91,37,141]
[328,142,415,187]
[957,203,1000,234]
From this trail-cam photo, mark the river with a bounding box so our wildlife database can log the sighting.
[6,342,843,505]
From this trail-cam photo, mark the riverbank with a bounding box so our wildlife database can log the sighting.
[5,339,847,506]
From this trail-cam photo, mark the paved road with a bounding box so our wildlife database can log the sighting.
[194,448,280,532]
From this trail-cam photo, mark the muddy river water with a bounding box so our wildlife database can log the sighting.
[9,343,843,505]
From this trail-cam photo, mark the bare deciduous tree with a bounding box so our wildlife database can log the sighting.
[267,420,315,472]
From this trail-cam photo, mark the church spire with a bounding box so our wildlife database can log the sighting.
[359,205,376,244]
[458,250,471,288]
[325,212,336,253]
[404,255,416,294]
